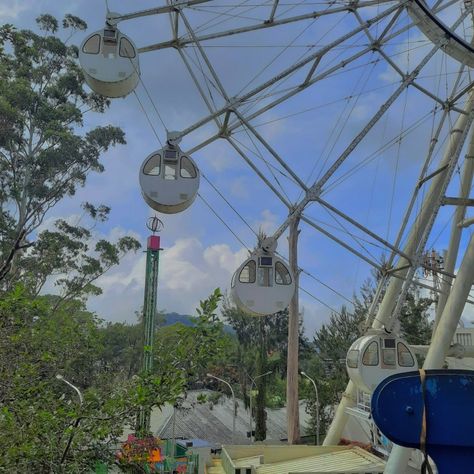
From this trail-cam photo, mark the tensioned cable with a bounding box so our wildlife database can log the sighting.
[221,10,355,121]
[122,47,169,144]
[300,286,343,316]
[231,16,459,126]
[186,0,259,37]
[203,171,359,306]
[201,173,259,238]
[231,81,400,130]
[233,3,325,97]
[228,22,438,152]
[274,0,309,21]
[198,192,251,249]
[300,268,355,306]
[235,10,356,120]
[303,213,410,254]
[205,12,430,139]
[200,166,358,309]
[387,80,410,241]
[320,204,382,265]
[186,41,430,48]
[228,135,302,187]
[229,47,447,126]
[237,121,294,202]
[308,53,379,191]
[322,108,439,195]
[184,45,222,112]
[137,75,169,133]
[133,90,164,148]
[188,5,272,23]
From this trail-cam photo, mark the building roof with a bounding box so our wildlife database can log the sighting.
[208,445,385,474]
[153,390,310,446]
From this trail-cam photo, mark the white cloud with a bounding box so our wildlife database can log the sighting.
[0,0,30,19]
[89,236,248,321]
[254,209,279,236]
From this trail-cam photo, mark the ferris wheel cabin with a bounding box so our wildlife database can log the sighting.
[346,333,418,394]
[139,145,200,214]
[79,27,140,98]
[231,250,295,316]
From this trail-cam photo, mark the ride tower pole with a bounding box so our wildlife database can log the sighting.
[136,220,163,436]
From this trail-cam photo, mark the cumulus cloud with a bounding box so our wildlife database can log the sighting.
[89,236,248,322]
[0,0,30,19]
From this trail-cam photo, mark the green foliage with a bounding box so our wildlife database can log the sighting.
[0,14,126,284]
[97,321,143,379]
[0,12,214,472]
[154,288,227,383]
[221,298,309,441]
[399,290,432,344]
[0,286,229,471]
[0,286,118,472]
[19,215,141,304]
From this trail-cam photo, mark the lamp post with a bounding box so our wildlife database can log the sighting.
[56,374,84,464]
[207,373,236,444]
[248,370,272,443]
[56,374,84,405]
[300,371,320,445]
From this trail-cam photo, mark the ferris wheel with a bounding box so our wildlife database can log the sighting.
[77,0,474,290]
[79,0,474,469]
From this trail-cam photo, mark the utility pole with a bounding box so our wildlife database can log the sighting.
[136,217,163,436]
[287,215,301,444]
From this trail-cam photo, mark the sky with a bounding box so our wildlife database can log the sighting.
[3,0,474,334]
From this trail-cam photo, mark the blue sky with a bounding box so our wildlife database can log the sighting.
[4,0,474,333]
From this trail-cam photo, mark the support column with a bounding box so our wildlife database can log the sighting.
[136,234,161,436]
[324,92,474,446]
[385,232,474,473]
[435,134,474,330]
[287,216,301,444]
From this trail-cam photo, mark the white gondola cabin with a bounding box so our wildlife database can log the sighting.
[231,249,295,316]
[407,0,474,67]
[79,27,139,98]
[346,333,418,394]
[139,145,200,214]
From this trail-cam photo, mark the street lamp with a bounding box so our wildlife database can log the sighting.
[248,370,272,443]
[56,374,84,405]
[56,374,84,464]
[207,373,236,444]
[300,371,320,445]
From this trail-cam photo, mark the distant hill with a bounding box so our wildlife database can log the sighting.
[159,312,235,335]
[160,312,195,327]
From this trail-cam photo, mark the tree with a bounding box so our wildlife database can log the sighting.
[0,14,126,285]
[0,286,129,472]
[0,286,227,472]
[153,288,229,383]
[222,297,308,441]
